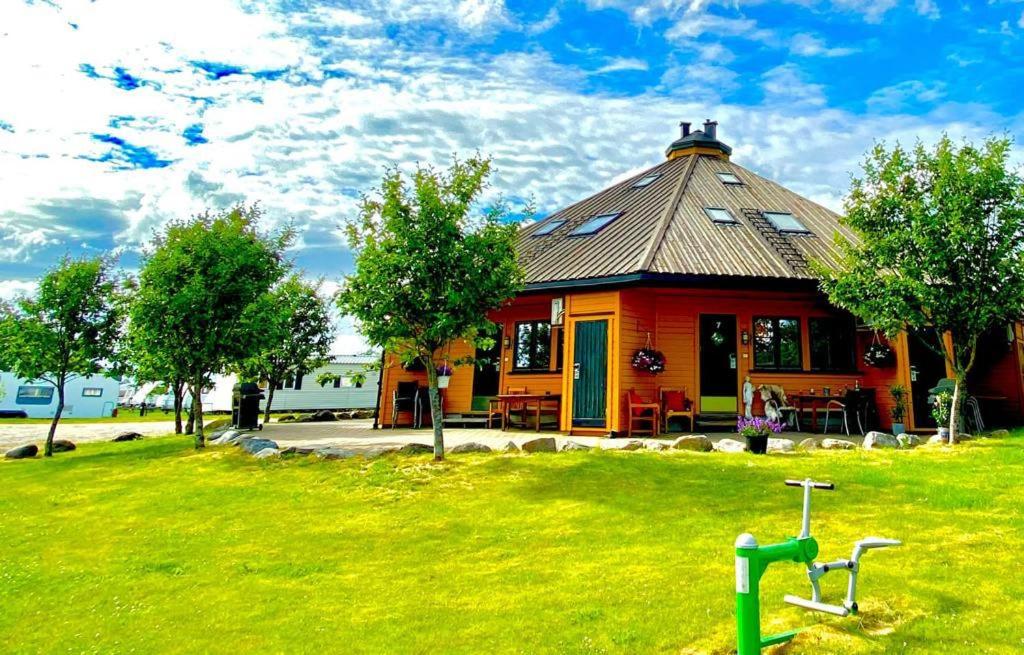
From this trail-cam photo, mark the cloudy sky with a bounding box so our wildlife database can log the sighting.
[2,0,1023,350]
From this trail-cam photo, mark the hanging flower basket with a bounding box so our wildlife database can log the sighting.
[436,364,453,389]
[863,339,895,368]
[631,347,666,375]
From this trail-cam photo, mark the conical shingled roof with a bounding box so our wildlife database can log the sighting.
[516,124,856,289]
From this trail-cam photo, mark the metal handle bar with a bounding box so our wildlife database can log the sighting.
[785,479,835,490]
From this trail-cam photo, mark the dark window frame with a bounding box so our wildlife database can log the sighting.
[82,387,103,397]
[531,219,566,237]
[808,316,857,372]
[704,206,738,224]
[632,173,662,189]
[763,211,812,235]
[16,385,54,405]
[752,316,803,371]
[568,212,622,237]
[716,171,743,185]
[512,320,553,372]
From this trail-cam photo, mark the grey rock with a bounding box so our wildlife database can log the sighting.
[767,438,795,453]
[112,431,143,442]
[561,441,592,452]
[863,431,899,450]
[277,415,296,423]
[310,409,337,422]
[204,418,231,432]
[451,442,493,454]
[671,435,713,452]
[253,447,280,459]
[821,438,857,450]
[363,446,398,459]
[957,433,975,442]
[353,410,376,420]
[927,434,948,445]
[239,438,278,455]
[398,443,434,455]
[797,438,818,451]
[336,411,354,420]
[316,447,360,460]
[645,440,670,451]
[211,430,244,445]
[714,438,747,453]
[280,446,316,456]
[294,414,315,423]
[989,429,1010,439]
[896,433,921,449]
[502,441,520,452]
[5,444,38,459]
[51,439,77,453]
[521,437,557,453]
[620,440,646,451]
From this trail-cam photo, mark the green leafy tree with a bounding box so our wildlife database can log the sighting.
[130,205,291,448]
[234,275,334,422]
[338,156,524,460]
[0,257,124,456]
[817,136,1024,443]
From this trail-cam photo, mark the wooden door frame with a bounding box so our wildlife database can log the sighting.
[696,313,741,415]
[563,313,615,435]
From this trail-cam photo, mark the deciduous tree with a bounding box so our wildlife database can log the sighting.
[338,156,524,460]
[817,136,1024,443]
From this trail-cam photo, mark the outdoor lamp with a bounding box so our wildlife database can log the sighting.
[741,330,750,345]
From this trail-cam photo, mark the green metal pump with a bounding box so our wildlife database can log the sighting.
[734,479,900,654]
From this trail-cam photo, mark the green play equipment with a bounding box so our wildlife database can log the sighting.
[734,479,900,654]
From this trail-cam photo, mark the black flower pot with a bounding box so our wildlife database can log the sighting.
[746,435,768,455]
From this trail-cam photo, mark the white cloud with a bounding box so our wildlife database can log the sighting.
[760,64,826,107]
[0,279,38,302]
[789,32,857,57]
[867,80,948,111]
[525,7,560,35]
[594,57,650,74]
[915,0,940,20]
[665,12,774,42]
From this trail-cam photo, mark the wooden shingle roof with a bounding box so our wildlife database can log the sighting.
[517,142,856,289]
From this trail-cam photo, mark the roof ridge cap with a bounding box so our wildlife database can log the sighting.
[635,154,699,272]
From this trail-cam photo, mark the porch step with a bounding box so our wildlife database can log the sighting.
[696,413,739,432]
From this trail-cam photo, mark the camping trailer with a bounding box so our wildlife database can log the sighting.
[0,371,121,419]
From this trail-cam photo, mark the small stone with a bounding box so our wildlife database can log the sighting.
[51,439,77,453]
[863,431,899,450]
[239,438,278,455]
[521,437,557,453]
[253,447,280,459]
[112,431,142,442]
[451,442,493,454]
[561,441,592,452]
[797,438,818,451]
[310,409,337,422]
[956,433,975,442]
[896,433,921,449]
[989,429,1010,439]
[671,435,713,452]
[204,418,231,432]
[620,440,646,451]
[353,410,376,420]
[316,447,359,460]
[277,415,296,423]
[714,438,747,453]
[363,446,398,459]
[645,440,670,451]
[398,443,434,455]
[821,438,857,450]
[927,434,948,445]
[336,411,354,420]
[502,441,520,452]
[5,444,38,459]
[280,446,316,456]
[767,438,795,453]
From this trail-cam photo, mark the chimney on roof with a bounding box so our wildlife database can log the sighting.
[703,119,717,140]
[680,121,691,137]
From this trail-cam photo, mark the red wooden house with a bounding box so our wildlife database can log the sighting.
[379,121,1024,435]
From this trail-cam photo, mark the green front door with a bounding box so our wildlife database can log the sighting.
[572,319,608,428]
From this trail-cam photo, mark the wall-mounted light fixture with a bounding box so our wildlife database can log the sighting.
[503,336,511,350]
[741,329,750,345]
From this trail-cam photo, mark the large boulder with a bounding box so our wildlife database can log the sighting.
[821,438,857,450]
[863,431,899,450]
[451,442,493,454]
[253,447,280,459]
[51,439,76,453]
[280,446,316,456]
[671,435,713,452]
[927,434,948,445]
[239,438,278,455]
[316,447,360,460]
[310,410,337,422]
[211,430,245,446]
[112,431,143,442]
[767,438,795,453]
[714,438,747,453]
[561,441,592,452]
[620,440,646,451]
[521,437,557,453]
[204,418,231,432]
[5,444,38,459]
[362,446,399,459]
[399,443,434,455]
[335,411,354,420]
[989,429,1010,439]
[502,441,520,452]
[797,438,818,451]
[896,433,921,449]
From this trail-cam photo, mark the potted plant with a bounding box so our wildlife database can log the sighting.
[737,416,782,455]
[889,384,907,435]
[863,340,895,368]
[631,347,666,374]
[932,389,952,440]
[435,364,453,389]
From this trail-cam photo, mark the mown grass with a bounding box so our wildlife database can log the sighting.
[1,432,1023,654]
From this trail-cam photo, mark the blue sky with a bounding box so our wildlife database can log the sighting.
[2,0,1023,348]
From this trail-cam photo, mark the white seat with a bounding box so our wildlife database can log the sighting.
[855,537,902,550]
[783,595,850,616]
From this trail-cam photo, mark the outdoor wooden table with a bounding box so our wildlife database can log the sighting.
[792,394,845,432]
[495,393,561,432]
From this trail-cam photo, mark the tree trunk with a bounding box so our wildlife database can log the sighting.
[948,375,963,445]
[185,403,195,435]
[44,382,65,457]
[263,383,276,424]
[425,363,444,461]
[173,380,184,435]
[192,382,205,449]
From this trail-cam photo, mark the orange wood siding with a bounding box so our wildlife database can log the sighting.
[563,290,619,434]
[619,288,659,431]
[378,339,475,427]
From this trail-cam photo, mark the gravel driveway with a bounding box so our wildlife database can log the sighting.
[0,421,176,451]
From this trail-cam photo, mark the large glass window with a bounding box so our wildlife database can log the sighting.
[809,317,856,371]
[753,317,802,370]
[16,385,54,405]
[82,387,103,397]
[513,320,552,371]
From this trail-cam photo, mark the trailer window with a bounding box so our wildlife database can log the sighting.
[82,388,103,397]
[16,386,53,405]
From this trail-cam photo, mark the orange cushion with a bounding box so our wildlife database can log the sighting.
[664,391,686,412]
[629,390,648,417]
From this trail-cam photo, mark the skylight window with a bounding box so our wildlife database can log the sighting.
[531,219,565,236]
[704,207,738,224]
[632,173,661,188]
[764,211,811,234]
[716,172,742,185]
[569,212,621,236]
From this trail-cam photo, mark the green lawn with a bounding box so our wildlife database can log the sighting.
[1,433,1023,654]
